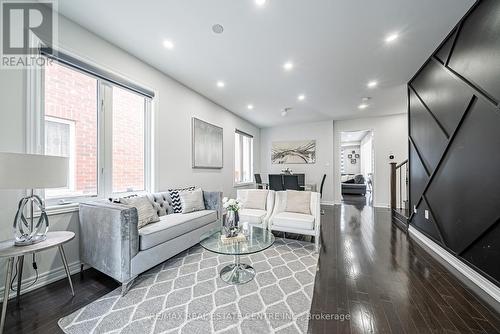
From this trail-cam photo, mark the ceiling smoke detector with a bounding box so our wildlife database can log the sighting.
[212,24,224,34]
[281,107,292,117]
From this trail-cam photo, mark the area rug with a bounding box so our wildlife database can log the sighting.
[58,238,318,334]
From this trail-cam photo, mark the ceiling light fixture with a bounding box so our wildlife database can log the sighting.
[367,80,378,88]
[163,39,174,50]
[216,81,225,88]
[358,103,369,110]
[255,0,267,6]
[385,33,399,43]
[212,24,224,34]
[247,104,254,110]
[298,94,306,101]
[283,61,294,71]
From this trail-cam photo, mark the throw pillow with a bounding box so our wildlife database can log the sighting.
[244,190,268,210]
[179,188,205,213]
[120,196,160,229]
[169,186,196,213]
[285,190,311,215]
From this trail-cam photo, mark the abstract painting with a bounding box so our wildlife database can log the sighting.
[272,140,316,164]
[192,117,223,168]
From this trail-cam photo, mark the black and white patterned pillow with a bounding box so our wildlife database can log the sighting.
[168,186,196,213]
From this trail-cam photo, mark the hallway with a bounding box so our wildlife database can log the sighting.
[309,204,500,333]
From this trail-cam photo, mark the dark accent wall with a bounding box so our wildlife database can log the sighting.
[408,0,500,287]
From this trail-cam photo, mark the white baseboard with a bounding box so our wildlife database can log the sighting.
[0,261,81,303]
[320,201,335,206]
[409,226,500,307]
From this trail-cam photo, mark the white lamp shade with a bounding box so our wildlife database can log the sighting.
[0,152,69,189]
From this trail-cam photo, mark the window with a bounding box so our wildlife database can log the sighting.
[234,130,253,184]
[112,86,146,193]
[36,57,153,204]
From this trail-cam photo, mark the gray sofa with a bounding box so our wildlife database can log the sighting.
[341,174,367,195]
[79,191,222,294]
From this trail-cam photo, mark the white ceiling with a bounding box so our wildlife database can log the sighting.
[56,0,475,128]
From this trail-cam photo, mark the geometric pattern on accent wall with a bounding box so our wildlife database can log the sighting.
[408,0,500,286]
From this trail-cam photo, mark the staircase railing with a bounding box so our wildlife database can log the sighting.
[390,160,409,218]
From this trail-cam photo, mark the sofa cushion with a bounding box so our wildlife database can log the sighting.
[272,212,315,230]
[285,190,311,215]
[180,188,205,213]
[239,208,266,224]
[168,186,196,213]
[120,196,159,229]
[243,190,268,210]
[139,210,216,250]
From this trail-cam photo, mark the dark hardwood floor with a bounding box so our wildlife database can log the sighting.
[309,204,500,334]
[2,268,118,334]
[2,203,499,333]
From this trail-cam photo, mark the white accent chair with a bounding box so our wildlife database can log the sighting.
[268,191,321,251]
[237,189,275,228]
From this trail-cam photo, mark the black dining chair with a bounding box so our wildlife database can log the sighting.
[319,174,327,198]
[254,173,263,189]
[319,174,327,215]
[283,175,301,191]
[296,174,305,187]
[268,174,284,191]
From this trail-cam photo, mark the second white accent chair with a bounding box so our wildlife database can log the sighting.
[236,189,275,227]
[268,190,321,251]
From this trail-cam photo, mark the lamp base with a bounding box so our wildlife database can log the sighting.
[13,193,49,247]
[14,234,47,247]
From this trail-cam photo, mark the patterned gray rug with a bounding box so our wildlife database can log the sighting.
[59,238,318,334]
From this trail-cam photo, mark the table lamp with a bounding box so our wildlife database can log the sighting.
[0,152,69,246]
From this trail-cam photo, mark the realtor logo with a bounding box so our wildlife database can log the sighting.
[1,0,57,68]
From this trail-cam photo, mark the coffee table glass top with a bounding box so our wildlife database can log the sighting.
[200,225,275,256]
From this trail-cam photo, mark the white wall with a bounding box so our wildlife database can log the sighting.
[0,14,259,300]
[260,121,334,204]
[360,132,373,177]
[333,114,408,207]
[341,144,361,174]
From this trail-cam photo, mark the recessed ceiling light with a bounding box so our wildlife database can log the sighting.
[163,39,174,50]
[367,81,378,88]
[298,94,306,101]
[247,104,254,110]
[216,81,225,88]
[385,33,399,43]
[358,103,369,110]
[255,0,267,6]
[212,24,224,34]
[283,61,294,71]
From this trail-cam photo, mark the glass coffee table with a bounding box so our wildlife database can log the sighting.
[200,226,275,284]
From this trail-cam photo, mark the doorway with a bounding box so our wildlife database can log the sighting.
[340,130,374,206]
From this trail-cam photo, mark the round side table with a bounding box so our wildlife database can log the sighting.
[0,231,75,334]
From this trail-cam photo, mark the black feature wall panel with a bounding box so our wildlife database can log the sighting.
[408,88,448,173]
[426,98,500,254]
[412,200,443,246]
[409,143,428,213]
[435,29,457,64]
[410,60,473,136]
[448,0,500,103]
[408,0,500,286]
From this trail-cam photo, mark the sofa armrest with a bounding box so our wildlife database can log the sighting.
[79,201,139,283]
[203,191,223,222]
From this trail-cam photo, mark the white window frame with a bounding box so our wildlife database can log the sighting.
[27,54,154,207]
[234,130,254,186]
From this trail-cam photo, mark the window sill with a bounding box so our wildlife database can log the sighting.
[34,203,80,217]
